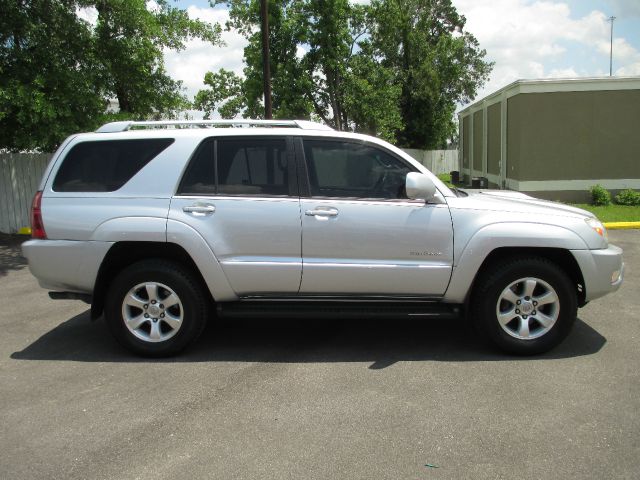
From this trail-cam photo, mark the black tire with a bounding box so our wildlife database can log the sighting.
[471,257,577,355]
[105,259,208,357]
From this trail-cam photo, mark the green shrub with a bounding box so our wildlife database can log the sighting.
[437,173,452,183]
[437,173,454,187]
[614,188,640,206]
[590,184,611,206]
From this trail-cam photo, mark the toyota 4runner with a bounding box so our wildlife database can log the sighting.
[22,119,624,356]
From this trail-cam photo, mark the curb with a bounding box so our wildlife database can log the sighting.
[603,222,640,230]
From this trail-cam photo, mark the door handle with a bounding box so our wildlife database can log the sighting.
[305,208,338,217]
[183,204,216,215]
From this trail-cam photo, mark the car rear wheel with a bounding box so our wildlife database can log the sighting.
[471,257,577,355]
[105,260,208,357]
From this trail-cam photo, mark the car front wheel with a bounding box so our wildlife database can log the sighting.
[472,257,577,355]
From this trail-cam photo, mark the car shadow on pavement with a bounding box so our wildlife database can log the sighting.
[11,309,606,367]
[0,234,28,277]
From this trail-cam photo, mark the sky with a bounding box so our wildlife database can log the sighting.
[84,1,640,110]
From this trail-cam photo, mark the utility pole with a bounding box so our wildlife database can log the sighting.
[260,0,273,119]
[608,16,616,76]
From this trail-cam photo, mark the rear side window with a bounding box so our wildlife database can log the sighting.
[179,137,289,196]
[53,139,174,192]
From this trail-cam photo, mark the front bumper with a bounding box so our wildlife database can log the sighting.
[571,244,624,302]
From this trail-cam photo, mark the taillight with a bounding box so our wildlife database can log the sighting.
[30,191,47,239]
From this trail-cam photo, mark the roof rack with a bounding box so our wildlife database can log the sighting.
[96,119,333,133]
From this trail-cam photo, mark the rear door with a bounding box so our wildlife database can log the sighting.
[298,138,453,297]
[169,136,302,296]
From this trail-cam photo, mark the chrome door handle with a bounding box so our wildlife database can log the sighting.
[183,204,216,215]
[305,208,338,217]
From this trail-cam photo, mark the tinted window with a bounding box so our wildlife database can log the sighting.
[178,140,215,195]
[179,137,289,196]
[53,139,174,192]
[303,140,412,199]
[218,138,288,195]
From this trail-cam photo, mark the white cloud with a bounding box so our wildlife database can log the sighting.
[453,0,640,103]
[296,45,308,59]
[76,6,98,25]
[163,6,248,102]
[146,0,161,14]
[548,67,580,77]
[616,62,640,75]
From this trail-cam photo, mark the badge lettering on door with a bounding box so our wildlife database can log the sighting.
[410,251,442,256]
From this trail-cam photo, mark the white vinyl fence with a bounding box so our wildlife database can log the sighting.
[401,149,458,175]
[0,153,51,233]
[0,148,459,234]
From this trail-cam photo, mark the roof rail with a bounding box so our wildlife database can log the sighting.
[96,119,333,133]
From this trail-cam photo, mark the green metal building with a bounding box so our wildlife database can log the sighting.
[458,77,640,202]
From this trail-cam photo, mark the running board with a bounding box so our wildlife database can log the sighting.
[48,291,92,304]
[217,301,461,320]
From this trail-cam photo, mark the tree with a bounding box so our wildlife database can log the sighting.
[200,0,401,139]
[198,0,490,148]
[342,51,403,141]
[0,1,105,151]
[94,0,221,116]
[0,0,222,151]
[367,0,492,148]
[194,69,246,118]
[206,0,313,119]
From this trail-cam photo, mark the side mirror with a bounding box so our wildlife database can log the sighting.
[405,172,437,201]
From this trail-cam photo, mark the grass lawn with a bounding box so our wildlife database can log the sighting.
[571,204,640,223]
[436,173,453,187]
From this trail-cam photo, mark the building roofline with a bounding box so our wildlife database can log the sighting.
[458,76,640,116]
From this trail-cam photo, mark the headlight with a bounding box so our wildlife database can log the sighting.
[585,217,608,242]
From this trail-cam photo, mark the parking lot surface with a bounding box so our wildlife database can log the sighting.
[1,231,638,479]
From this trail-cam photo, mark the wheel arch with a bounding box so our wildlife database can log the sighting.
[445,222,588,306]
[91,242,213,320]
[467,247,586,307]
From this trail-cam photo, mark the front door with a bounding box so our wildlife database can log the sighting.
[298,138,453,297]
[169,136,302,296]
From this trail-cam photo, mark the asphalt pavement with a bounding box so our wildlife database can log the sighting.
[1,231,638,479]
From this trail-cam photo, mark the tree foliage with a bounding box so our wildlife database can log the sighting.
[368,0,493,148]
[1,1,104,151]
[197,0,314,120]
[198,0,491,148]
[194,69,245,119]
[94,0,221,116]
[0,0,221,151]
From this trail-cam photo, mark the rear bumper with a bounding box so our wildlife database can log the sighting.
[571,244,624,302]
[22,239,113,294]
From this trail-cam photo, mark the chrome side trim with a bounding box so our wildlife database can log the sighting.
[238,294,443,302]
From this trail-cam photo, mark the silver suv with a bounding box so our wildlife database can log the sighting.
[22,120,624,356]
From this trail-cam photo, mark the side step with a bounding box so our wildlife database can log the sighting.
[217,301,461,320]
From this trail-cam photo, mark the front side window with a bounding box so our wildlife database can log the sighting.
[303,139,412,199]
[53,139,174,192]
[178,137,289,196]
